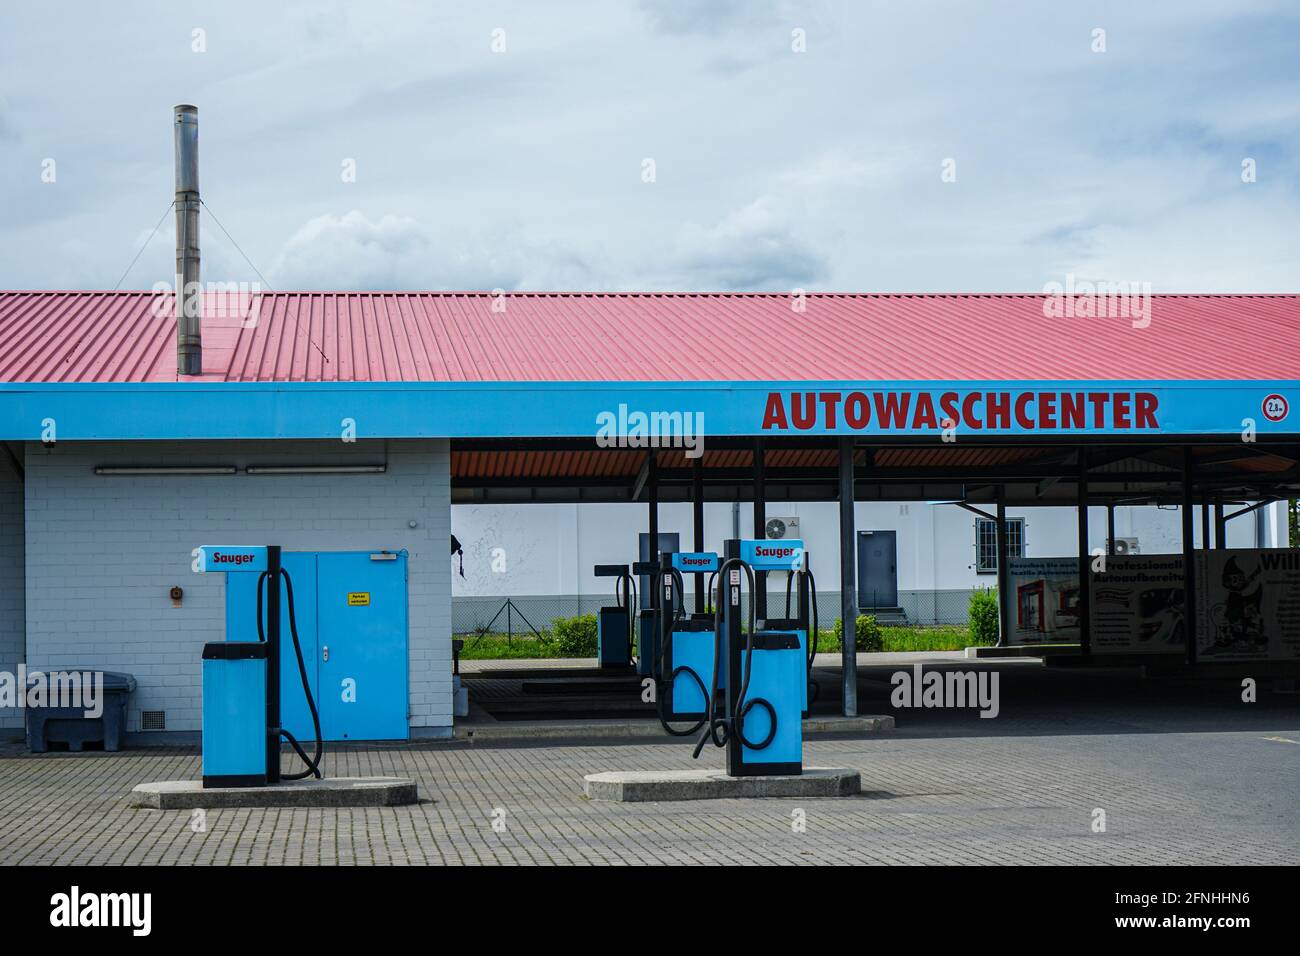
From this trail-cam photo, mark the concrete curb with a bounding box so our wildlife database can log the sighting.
[584,767,861,801]
[455,714,894,742]
[129,776,419,809]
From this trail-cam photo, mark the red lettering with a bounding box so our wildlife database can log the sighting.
[791,393,817,430]
[986,392,1010,430]
[961,393,983,430]
[1014,393,1034,429]
[874,392,912,429]
[912,393,938,430]
[762,393,788,430]
[1038,392,1057,429]
[1135,392,1158,428]
[845,392,870,429]
[820,392,842,429]
[938,392,959,428]
[1060,392,1085,429]
[1114,393,1131,428]
[1087,392,1110,428]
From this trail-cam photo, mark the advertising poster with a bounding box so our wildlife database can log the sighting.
[1195,549,1300,661]
[1006,557,1081,645]
[1088,555,1186,654]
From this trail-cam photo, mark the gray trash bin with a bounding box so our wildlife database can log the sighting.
[24,670,137,753]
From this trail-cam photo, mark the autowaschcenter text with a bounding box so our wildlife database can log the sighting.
[761,389,1159,433]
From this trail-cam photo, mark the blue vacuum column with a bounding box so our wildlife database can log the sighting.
[722,539,804,777]
[201,642,269,788]
[661,551,721,719]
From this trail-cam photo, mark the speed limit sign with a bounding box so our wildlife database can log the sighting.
[1262,394,1289,423]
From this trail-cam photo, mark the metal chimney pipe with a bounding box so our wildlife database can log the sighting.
[173,104,201,375]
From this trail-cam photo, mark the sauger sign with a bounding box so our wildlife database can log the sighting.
[760,390,1159,433]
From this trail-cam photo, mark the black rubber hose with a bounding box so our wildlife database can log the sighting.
[692,557,757,759]
[736,697,778,750]
[277,568,324,780]
[807,567,820,706]
[624,572,638,664]
[652,567,707,736]
[255,570,269,642]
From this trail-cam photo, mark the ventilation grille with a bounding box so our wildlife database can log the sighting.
[141,711,166,731]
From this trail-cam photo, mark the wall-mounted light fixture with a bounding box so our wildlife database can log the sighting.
[95,466,237,476]
[244,465,387,475]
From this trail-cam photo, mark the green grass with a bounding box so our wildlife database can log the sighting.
[456,635,565,660]
[457,624,984,659]
[812,625,979,654]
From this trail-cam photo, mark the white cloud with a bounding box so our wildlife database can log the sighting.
[269,211,604,291]
[1,1,1298,292]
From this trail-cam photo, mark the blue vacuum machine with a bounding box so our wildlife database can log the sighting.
[641,537,819,777]
[195,544,324,788]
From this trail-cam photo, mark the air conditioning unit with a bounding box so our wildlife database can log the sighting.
[1110,537,1140,555]
[765,516,800,539]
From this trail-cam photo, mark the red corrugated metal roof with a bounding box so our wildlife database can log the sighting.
[2,291,1297,384]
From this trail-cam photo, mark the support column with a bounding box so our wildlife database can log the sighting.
[838,438,858,717]
[995,488,1011,647]
[692,456,705,612]
[1107,503,1116,555]
[752,439,767,620]
[1201,502,1211,550]
[1182,447,1198,665]
[647,450,659,575]
[1215,497,1226,550]
[1077,448,1091,657]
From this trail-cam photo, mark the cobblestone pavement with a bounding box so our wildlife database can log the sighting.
[1,667,1296,865]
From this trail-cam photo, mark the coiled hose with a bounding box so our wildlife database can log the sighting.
[651,567,709,737]
[256,568,324,780]
[692,558,776,759]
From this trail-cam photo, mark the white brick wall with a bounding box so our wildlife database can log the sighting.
[23,439,452,737]
[0,456,23,729]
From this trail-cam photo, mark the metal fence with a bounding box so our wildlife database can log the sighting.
[452,589,976,637]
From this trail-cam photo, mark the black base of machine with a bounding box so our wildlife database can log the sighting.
[201,773,267,789]
[725,760,803,777]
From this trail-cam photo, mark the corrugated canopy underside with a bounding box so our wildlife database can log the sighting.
[1,291,1297,384]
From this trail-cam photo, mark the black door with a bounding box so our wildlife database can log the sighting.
[857,530,898,608]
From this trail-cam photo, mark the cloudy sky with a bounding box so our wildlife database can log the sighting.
[1,1,1297,293]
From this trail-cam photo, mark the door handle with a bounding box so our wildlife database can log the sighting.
[322,645,329,662]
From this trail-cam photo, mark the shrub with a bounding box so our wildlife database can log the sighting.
[832,613,884,652]
[550,614,598,657]
[968,588,1000,646]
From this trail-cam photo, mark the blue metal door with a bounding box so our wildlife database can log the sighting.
[315,551,409,741]
[225,551,319,742]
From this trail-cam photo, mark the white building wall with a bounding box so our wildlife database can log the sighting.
[0,456,23,729]
[452,499,1283,600]
[23,439,452,739]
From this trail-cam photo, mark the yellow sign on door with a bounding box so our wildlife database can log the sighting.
[347,592,370,607]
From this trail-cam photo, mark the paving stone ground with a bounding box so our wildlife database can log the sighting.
[1,665,1296,865]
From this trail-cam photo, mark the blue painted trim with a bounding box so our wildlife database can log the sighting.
[0,380,1296,440]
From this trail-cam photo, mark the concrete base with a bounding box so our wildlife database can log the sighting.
[584,767,861,802]
[129,776,418,810]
